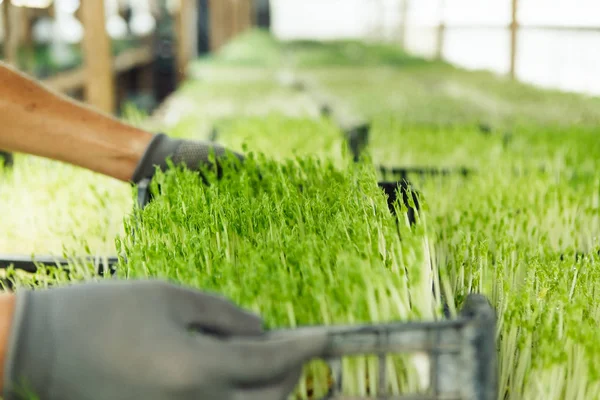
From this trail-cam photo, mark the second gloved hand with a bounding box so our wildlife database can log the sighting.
[131,133,246,184]
[130,133,250,208]
[3,280,328,400]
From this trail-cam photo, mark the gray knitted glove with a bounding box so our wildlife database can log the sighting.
[131,133,246,184]
[3,280,327,400]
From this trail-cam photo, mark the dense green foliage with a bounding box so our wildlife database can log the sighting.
[193,29,428,68]
[1,30,600,399]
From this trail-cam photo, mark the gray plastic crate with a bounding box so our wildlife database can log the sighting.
[268,293,497,400]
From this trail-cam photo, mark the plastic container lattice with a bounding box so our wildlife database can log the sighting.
[270,293,497,400]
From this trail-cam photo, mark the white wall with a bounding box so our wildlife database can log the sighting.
[269,0,600,97]
[270,0,383,40]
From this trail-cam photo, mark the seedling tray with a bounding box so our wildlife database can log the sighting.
[271,293,497,400]
[0,254,119,275]
[379,166,474,182]
[0,175,414,282]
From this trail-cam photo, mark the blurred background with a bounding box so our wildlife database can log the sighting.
[0,0,270,116]
[2,4,600,398]
[1,0,599,119]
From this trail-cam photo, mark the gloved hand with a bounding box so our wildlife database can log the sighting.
[132,132,246,184]
[3,280,328,400]
[131,133,247,208]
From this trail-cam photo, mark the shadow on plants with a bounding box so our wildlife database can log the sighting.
[477,122,513,149]
[377,180,420,226]
[478,122,492,136]
[343,121,370,163]
[0,151,14,168]
[209,126,220,141]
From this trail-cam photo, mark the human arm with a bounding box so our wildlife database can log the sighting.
[0,61,244,184]
[0,61,153,182]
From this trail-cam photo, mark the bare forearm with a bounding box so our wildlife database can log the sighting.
[0,62,153,182]
[0,293,15,392]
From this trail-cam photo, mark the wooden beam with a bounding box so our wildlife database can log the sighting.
[224,0,234,46]
[2,0,20,65]
[232,0,240,37]
[233,0,251,36]
[436,0,445,60]
[174,0,183,81]
[41,45,154,95]
[80,0,115,114]
[208,0,255,53]
[436,23,445,60]
[240,0,253,33]
[20,7,36,75]
[247,0,256,28]
[42,67,87,93]
[209,0,252,52]
[113,45,154,73]
[422,23,600,32]
[520,24,600,32]
[175,0,198,84]
[208,0,221,51]
[1,0,10,58]
[509,0,519,79]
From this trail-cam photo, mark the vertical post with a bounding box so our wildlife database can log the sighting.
[80,0,115,114]
[209,0,250,52]
[225,0,235,43]
[245,0,255,31]
[174,1,183,70]
[208,0,222,51]
[230,0,239,38]
[219,0,230,50]
[1,0,10,60]
[509,0,519,79]
[436,0,445,60]
[236,0,251,35]
[2,0,19,66]
[148,0,160,16]
[247,0,255,28]
[21,8,35,75]
[175,0,198,83]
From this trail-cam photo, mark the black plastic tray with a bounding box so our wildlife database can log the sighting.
[379,165,474,181]
[0,254,119,290]
[0,254,119,274]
